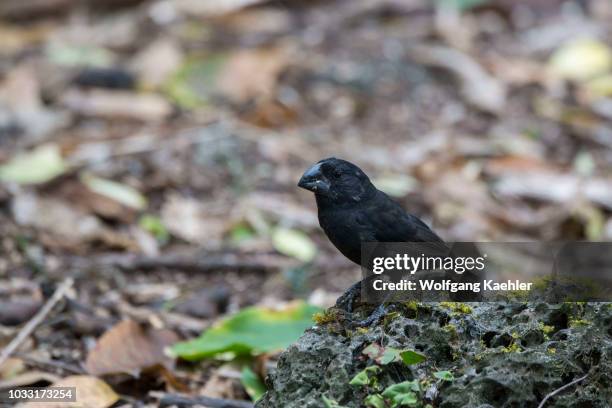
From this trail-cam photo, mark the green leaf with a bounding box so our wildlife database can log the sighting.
[81,174,147,210]
[364,394,386,408]
[382,381,420,407]
[139,214,169,243]
[240,367,266,402]
[164,55,227,108]
[47,43,114,67]
[0,144,67,185]
[272,228,317,263]
[171,301,321,361]
[438,0,490,11]
[363,344,420,365]
[362,343,384,360]
[230,224,256,244]
[399,350,427,366]
[322,395,347,408]
[379,348,402,365]
[549,38,612,81]
[433,370,454,382]
[349,366,381,386]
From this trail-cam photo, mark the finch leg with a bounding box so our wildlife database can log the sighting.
[335,280,362,313]
[357,303,389,327]
[356,292,394,327]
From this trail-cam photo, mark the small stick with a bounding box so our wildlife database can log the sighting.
[13,352,84,375]
[537,372,589,408]
[66,252,289,273]
[151,391,254,408]
[0,278,74,368]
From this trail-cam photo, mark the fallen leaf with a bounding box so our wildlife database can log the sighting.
[0,65,67,140]
[373,175,417,197]
[441,0,490,10]
[46,42,115,67]
[131,38,183,90]
[349,366,381,386]
[175,0,267,17]
[161,194,226,245]
[484,156,559,177]
[240,366,266,402]
[322,395,348,408]
[381,381,419,406]
[201,367,240,399]
[18,375,119,408]
[0,280,43,326]
[363,394,385,408]
[399,350,427,365]
[81,174,147,211]
[272,228,317,263]
[549,38,612,81]
[0,23,52,56]
[585,74,612,99]
[217,46,289,103]
[408,45,506,113]
[11,192,104,243]
[433,370,454,381]
[0,298,42,326]
[61,89,172,121]
[494,172,612,210]
[171,301,321,360]
[164,54,227,108]
[0,371,60,390]
[85,319,178,377]
[0,144,67,185]
[0,358,25,380]
[362,344,404,365]
[218,8,291,36]
[165,46,288,108]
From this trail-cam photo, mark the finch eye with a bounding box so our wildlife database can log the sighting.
[331,170,341,179]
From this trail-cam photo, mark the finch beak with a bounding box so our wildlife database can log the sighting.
[298,163,330,193]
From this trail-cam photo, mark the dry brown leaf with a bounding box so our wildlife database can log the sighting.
[0,280,43,326]
[408,45,506,114]
[0,358,25,380]
[0,371,61,389]
[218,8,291,35]
[217,46,289,103]
[484,156,560,177]
[494,172,612,210]
[131,38,183,90]
[0,65,67,139]
[240,99,298,128]
[85,319,178,377]
[61,89,172,121]
[175,0,267,17]
[11,191,104,242]
[59,180,137,223]
[0,23,53,55]
[161,194,227,245]
[17,375,118,408]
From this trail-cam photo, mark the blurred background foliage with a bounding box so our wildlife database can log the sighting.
[1,0,612,405]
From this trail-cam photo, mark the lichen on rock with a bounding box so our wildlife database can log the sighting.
[256,302,611,408]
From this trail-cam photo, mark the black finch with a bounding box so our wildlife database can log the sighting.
[298,157,446,266]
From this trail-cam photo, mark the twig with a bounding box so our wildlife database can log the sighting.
[65,251,291,273]
[537,372,590,408]
[151,392,254,408]
[0,278,74,368]
[13,352,84,375]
